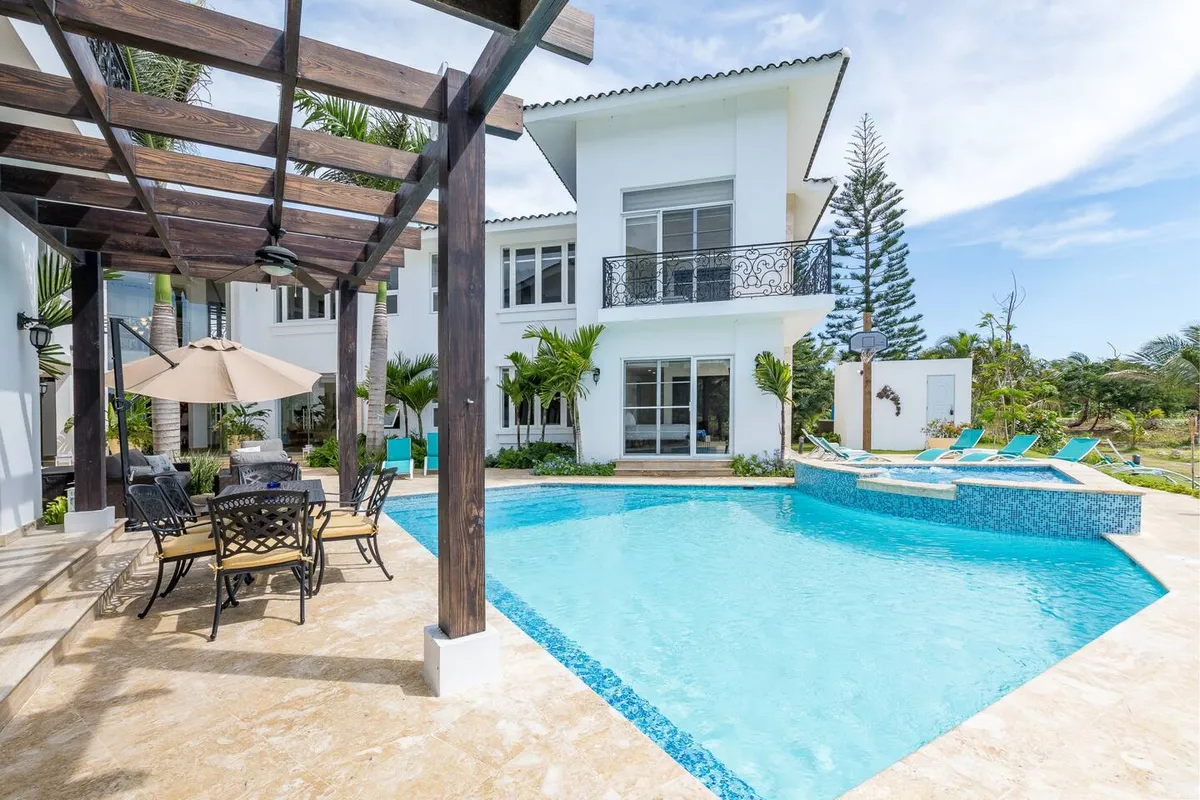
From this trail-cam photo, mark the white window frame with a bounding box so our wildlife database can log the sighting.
[275,286,337,323]
[430,253,439,314]
[500,241,576,310]
[619,354,734,458]
[498,366,571,431]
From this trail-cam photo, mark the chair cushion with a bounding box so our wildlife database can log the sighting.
[231,450,291,467]
[322,512,366,530]
[321,521,377,540]
[183,520,212,536]
[219,548,307,571]
[160,532,217,559]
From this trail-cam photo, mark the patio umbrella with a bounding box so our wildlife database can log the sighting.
[104,336,320,403]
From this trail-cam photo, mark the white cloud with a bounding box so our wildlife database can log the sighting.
[984,204,1167,258]
[759,12,826,50]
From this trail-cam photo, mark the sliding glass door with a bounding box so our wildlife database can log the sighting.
[623,357,731,457]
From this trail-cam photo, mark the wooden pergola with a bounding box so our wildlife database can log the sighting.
[0,0,593,641]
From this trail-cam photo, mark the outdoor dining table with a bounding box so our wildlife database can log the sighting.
[216,479,328,513]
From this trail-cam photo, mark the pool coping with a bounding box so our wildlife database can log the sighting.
[385,474,1198,799]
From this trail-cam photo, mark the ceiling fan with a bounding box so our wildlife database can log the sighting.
[185,226,362,295]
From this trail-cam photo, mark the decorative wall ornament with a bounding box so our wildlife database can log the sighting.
[876,385,901,416]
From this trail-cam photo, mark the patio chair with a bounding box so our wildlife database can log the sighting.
[313,468,399,593]
[152,474,210,532]
[1015,437,1100,464]
[914,428,984,462]
[815,436,892,463]
[801,429,835,459]
[956,434,1040,463]
[423,432,439,475]
[207,490,311,641]
[339,463,375,511]
[383,437,414,479]
[235,461,300,485]
[126,484,216,620]
[1093,439,1198,487]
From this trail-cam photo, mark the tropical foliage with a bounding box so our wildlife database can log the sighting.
[183,451,223,495]
[731,451,794,478]
[43,496,69,526]
[380,352,438,437]
[754,350,794,457]
[531,456,615,476]
[790,335,835,439]
[822,113,925,360]
[35,252,121,378]
[485,442,575,470]
[214,404,269,440]
[522,324,605,462]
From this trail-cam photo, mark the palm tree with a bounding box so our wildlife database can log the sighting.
[522,324,605,462]
[117,17,211,457]
[754,350,794,456]
[405,374,439,439]
[497,370,528,449]
[365,282,389,450]
[922,330,981,360]
[1128,324,1200,413]
[293,89,431,441]
[385,352,437,437]
[505,351,541,445]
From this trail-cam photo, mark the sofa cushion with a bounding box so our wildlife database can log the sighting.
[239,439,283,453]
[145,454,174,474]
[127,449,150,468]
[231,449,290,466]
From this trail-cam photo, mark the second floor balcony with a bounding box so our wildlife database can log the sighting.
[602,238,833,310]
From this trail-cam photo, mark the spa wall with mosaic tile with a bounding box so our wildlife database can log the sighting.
[793,464,1142,538]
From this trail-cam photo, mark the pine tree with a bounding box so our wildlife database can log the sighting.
[822,114,925,360]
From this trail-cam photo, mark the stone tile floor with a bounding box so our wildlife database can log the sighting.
[1,467,1195,799]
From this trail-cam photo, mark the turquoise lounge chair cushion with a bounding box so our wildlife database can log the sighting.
[1049,437,1099,463]
[914,448,952,462]
[425,432,439,470]
[950,428,985,450]
[957,434,1040,463]
[383,437,413,473]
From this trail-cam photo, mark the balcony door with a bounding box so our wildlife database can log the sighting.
[623,357,732,457]
[622,180,733,305]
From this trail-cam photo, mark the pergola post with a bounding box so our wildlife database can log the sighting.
[64,250,114,532]
[422,67,496,696]
[336,279,359,501]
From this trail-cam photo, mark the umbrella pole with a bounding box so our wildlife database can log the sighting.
[109,319,179,506]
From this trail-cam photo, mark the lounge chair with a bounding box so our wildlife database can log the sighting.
[914,428,984,462]
[1016,437,1100,464]
[424,431,439,475]
[956,434,1040,463]
[383,436,414,479]
[1094,439,1198,488]
[815,436,891,463]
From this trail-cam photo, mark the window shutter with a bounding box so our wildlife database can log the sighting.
[622,180,734,213]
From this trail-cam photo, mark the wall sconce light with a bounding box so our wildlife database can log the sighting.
[17,312,53,350]
[591,367,601,385]
[39,377,53,397]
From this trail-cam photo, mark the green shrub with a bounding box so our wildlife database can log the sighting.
[306,435,399,471]
[731,451,794,478]
[1109,472,1199,498]
[1015,408,1066,451]
[184,451,223,495]
[531,456,615,476]
[43,495,68,525]
[306,438,339,468]
[411,436,427,468]
[822,431,842,444]
[485,442,575,470]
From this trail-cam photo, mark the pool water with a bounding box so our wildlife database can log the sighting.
[868,464,1076,485]
[386,485,1164,800]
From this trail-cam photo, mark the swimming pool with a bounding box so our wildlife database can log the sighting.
[387,484,1164,799]
[867,464,1076,485]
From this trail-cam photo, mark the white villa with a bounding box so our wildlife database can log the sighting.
[231,50,850,463]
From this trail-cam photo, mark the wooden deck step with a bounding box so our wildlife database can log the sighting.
[0,521,150,730]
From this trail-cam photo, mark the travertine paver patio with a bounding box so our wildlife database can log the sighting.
[0,468,1195,798]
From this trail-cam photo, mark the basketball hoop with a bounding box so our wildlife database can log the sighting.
[848,330,889,363]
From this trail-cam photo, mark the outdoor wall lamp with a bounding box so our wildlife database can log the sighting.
[592,367,601,384]
[16,312,53,350]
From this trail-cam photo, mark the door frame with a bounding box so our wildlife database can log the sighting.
[619,354,734,458]
[925,374,956,422]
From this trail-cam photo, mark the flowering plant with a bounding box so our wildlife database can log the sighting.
[921,418,966,438]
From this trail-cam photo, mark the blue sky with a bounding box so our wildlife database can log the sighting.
[31,0,1197,360]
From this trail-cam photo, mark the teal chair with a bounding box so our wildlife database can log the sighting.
[423,432,439,475]
[914,428,984,462]
[815,436,891,463]
[383,437,414,479]
[957,434,1039,462]
[1042,437,1100,464]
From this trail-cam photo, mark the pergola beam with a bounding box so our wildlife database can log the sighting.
[271,0,302,228]
[469,0,570,116]
[0,165,410,246]
[406,1,593,63]
[0,122,439,222]
[26,0,192,276]
[0,0,537,138]
[358,136,441,278]
[0,63,421,184]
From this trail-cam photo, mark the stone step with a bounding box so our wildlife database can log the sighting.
[614,459,734,478]
[0,523,150,731]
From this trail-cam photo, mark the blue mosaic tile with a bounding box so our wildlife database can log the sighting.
[793,464,1142,538]
[386,495,764,800]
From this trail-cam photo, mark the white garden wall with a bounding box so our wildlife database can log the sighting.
[833,358,972,451]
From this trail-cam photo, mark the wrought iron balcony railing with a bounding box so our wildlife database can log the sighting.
[88,38,132,91]
[602,238,833,309]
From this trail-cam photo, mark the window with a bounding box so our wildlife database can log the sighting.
[386,266,399,314]
[500,242,576,309]
[432,403,440,429]
[274,287,337,322]
[430,254,439,314]
[621,180,734,303]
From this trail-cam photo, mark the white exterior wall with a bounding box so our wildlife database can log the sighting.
[833,358,973,451]
[0,209,43,536]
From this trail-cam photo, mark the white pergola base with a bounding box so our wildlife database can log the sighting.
[421,624,501,697]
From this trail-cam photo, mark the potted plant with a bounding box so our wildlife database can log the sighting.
[214,404,269,451]
[922,418,965,449]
